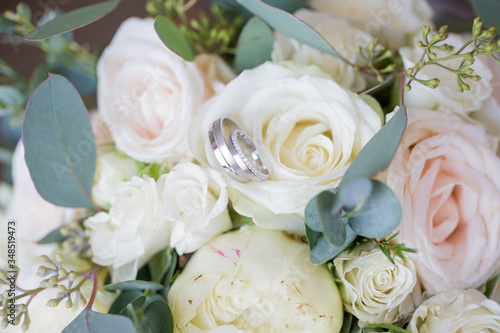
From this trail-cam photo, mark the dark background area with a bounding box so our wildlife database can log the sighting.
[0,0,148,78]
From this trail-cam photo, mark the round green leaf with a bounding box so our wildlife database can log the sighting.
[108,290,144,315]
[62,308,136,333]
[310,226,356,265]
[144,300,174,333]
[336,177,373,211]
[348,180,402,239]
[235,17,274,73]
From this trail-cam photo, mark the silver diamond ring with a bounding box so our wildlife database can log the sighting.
[208,118,269,182]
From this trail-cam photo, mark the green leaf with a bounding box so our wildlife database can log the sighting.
[336,177,373,211]
[108,290,144,315]
[363,323,411,333]
[340,106,407,187]
[119,296,146,316]
[235,17,274,73]
[309,225,356,264]
[162,251,178,299]
[104,280,164,292]
[0,86,25,117]
[316,191,346,246]
[148,248,171,284]
[484,272,500,298]
[154,15,195,61]
[24,1,120,41]
[234,0,339,58]
[62,308,136,333]
[347,180,402,239]
[37,226,68,244]
[23,73,96,208]
[143,300,174,333]
[470,0,500,27]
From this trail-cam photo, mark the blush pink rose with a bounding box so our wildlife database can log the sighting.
[385,108,500,294]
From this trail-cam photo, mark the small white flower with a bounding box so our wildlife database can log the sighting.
[334,243,420,325]
[86,175,171,283]
[409,288,500,332]
[158,162,232,255]
[91,151,142,209]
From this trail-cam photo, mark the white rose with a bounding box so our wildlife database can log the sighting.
[401,33,493,115]
[168,226,343,332]
[190,62,382,234]
[272,9,373,92]
[409,288,500,332]
[97,17,207,163]
[158,162,232,255]
[85,175,171,283]
[309,0,433,49]
[92,151,142,209]
[334,243,419,325]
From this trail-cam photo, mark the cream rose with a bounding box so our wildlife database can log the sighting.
[334,243,419,325]
[158,162,232,255]
[385,108,500,294]
[401,33,493,115]
[309,0,433,49]
[92,151,142,209]
[168,226,343,332]
[409,288,500,332]
[97,17,206,163]
[190,62,382,234]
[85,175,171,283]
[272,9,373,92]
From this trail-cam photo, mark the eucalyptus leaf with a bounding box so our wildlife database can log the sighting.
[235,0,339,58]
[154,15,195,61]
[143,300,174,333]
[37,226,68,244]
[235,17,274,73]
[309,226,356,264]
[336,177,373,211]
[305,195,322,232]
[62,308,136,333]
[104,280,164,292]
[340,106,407,187]
[108,290,144,315]
[162,251,178,299]
[148,248,170,284]
[347,180,402,239]
[317,191,346,246]
[25,0,120,41]
[144,294,166,309]
[470,0,500,27]
[363,323,411,333]
[118,296,146,316]
[23,73,96,208]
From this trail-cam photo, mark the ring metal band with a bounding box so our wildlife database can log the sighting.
[208,118,269,182]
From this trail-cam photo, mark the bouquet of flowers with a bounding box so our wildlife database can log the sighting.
[1,0,500,332]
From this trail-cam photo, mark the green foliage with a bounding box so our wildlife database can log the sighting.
[25,0,120,41]
[62,309,136,333]
[356,38,395,83]
[341,312,412,333]
[405,19,500,92]
[23,74,96,208]
[37,226,68,244]
[148,0,242,56]
[470,0,500,28]
[234,0,339,58]
[484,272,500,299]
[235,17,274,73]
[108,290,144,315]
[104,280,164,292]
[340,107,407,186]
[304,106,407,264]
[154,15,195,61]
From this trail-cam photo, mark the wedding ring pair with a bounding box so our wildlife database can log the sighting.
[209,118,269,182]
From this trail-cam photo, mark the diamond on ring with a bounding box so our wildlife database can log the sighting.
[208,118,269,182]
